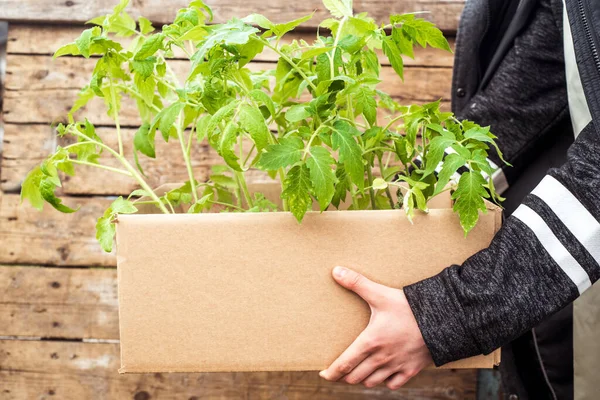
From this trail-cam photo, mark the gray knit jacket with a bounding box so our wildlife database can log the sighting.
[404,0,600,366]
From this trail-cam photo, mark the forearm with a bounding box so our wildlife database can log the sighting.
[405,123,600,366]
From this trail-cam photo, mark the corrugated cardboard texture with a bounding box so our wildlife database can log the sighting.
[117,195,502,373]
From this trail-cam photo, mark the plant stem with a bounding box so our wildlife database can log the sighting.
[277,168,288,211]
[70,159,131,176]
[382,114,406,133]
[212,201,245,211]
[376,152,396,208]
[177,112,199,203]
[365,157,377,210]
[69,129,170,214]
[329,17,347,80]
[261,39,318,92]
[108,77,124,156]
[235,170,254,208]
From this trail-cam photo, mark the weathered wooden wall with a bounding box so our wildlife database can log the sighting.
[0,1,497,399]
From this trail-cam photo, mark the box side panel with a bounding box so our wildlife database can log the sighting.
[117,209,499,372]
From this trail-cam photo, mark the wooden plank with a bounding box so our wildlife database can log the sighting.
[0,0,465,33]
[0,194,114,267]
[0,124,213,194]
[2,73,451,126]
[0,340,477,399]
[6,24,456,67]
[0,266,118,339]
[4,54,452,97]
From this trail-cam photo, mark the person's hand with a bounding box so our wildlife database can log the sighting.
[319,266,433,390]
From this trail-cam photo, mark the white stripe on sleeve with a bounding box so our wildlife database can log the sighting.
[513,204,592,295]
[531,175,600,263]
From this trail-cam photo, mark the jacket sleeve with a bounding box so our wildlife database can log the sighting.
[452,0,568,195]
[403,121,600,366]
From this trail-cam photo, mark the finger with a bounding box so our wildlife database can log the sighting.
[332,266,384,305]
[319,333,374,381]
[362,367,397,388]
[342,354,382,385]
[385,371,413,390]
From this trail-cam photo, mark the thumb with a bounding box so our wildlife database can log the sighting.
[332,266,382,305]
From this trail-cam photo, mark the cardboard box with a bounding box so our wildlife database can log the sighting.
[116,182,502,373]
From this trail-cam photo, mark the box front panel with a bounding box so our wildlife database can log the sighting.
[116,209,500,372]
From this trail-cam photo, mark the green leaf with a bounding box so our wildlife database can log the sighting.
[111,196,138,214]
[138,17,155,34]
[372,178,388,190]
[194,20,259,64]
[390,14,451,52]
[21,167,44,210]
[282,164,313,222]
[131,58,156,78]
[153,102,185,141]
[452,171,489,234]
[135,33,164,60]
[249,89,276,117]
[238,104,270,150]
[39,177,78,213]
[54,43,81,58]
[258,137,304,170]
[270,13,313,38]
[331,165,349,208]
[286,104,311,122]
[204,100,241,140]
[134,73,155,103]
[423,135,456,177]
[382,35,404,80]
[75,27,100,58]
[210,174,237,188]
[353,86,377,126]
[331,120,364,189]
[242,14,274,30]
[464,126,508,163]
[96,215,116,253]
[433,153,465,195]
[323,0,353,18]
[134,123,156,158]
[188,193,214,213]
[306,147,336,210]
[218,120,242,171]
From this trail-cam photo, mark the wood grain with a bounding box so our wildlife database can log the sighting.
[0,266,118,339]
[4,54,452,97]
[6,24,456,67]
[0,0,465,33]
[0,193,115,267]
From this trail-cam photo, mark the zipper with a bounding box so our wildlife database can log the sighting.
[577,0,600,73]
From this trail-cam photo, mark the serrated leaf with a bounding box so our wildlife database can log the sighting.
[323,0,353,18]
[452,171,489,234]
[433,153,465,195]
[139,16,155,34]
[331,120,364,189]
[282,164,312,222]
[286,104,311,122]
[242,13,274,30]
[423,135,456,177]
[21,167,44,210]
[39,177,78,213]
[131,57,156,78]
[353,86,377,126]
[271,13,313,38]
[194,20,259,65]
[111,196,138,214]
[96,215,115,252]
[306,147,336,210]
[188,193,214,213]
[331,165,349,208]
[135,33,164,60]
[258,137,304,170]
[134,122,156,158]
[75,27,100,58]
[54,43,81,58]
[249,89,276,117]
[382,35,403,80]
[204,100,241,140]
[134,73,155,103]
[238,104,270,150]
[218,120,242,171]
[153,102,185,141]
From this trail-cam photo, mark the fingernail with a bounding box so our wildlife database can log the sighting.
[319,370,327,378]
[333,266,347,278]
